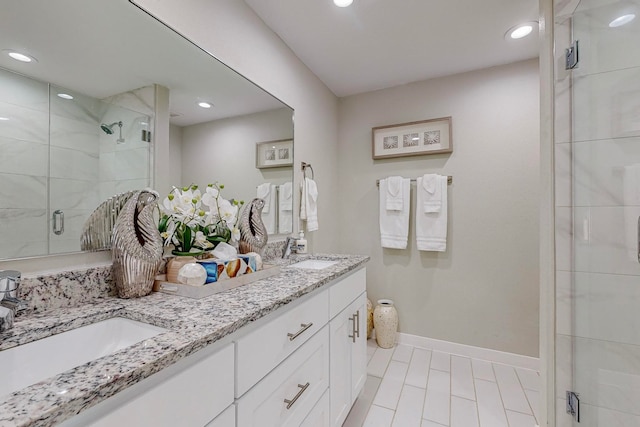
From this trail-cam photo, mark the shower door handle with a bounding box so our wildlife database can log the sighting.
[53,210,64,235]
[638,216,640,264]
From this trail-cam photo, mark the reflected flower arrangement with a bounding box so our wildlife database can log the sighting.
[158,183,244,255]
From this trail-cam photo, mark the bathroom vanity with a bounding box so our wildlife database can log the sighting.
[0,254,368,427]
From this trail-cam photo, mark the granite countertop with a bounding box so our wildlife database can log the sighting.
[0,253,369,427]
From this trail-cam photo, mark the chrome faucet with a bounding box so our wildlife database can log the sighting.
[282,237,297,259]
[0,270,27,331]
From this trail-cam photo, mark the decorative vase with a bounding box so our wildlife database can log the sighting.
[238,198,268,256]
[366,298,374,339]
[166,256,197,284]
[111,190,163,299]
[373,299,398,349]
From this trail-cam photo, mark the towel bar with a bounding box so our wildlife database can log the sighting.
[376,176,452,186]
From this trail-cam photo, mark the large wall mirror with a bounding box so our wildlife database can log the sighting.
[0,0,294,261]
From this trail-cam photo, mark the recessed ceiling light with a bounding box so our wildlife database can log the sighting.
[57,93,74,100]
[609,14,635,27]
[505,22,537,40]
[4,50,36,63]
[197,101,212,109]
[334,0,353,7]
[0,117,10,121]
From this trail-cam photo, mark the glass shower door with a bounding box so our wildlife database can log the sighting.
[555,0,640,425]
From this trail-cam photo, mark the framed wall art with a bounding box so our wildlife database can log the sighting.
[256,139,293,169]
[372,116,452,160]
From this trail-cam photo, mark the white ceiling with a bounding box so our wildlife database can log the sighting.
[244,0,540,97]
[0,0,289,126]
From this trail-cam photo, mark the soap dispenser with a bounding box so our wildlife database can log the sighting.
[296,231,307,254]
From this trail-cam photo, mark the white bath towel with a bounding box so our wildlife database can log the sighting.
[386,175,404,211]
[421,173,442,213]
[256,182,272,213]
[379,177,410,249]
[257,183,277,234]
[278,181,293,234]
[416,174,448,251]
[300,177,319,232]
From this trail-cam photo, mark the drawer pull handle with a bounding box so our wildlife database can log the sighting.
[354,310,360,338]
[284,382,310,409]
[349,314,356,343]
[287,323,313,341]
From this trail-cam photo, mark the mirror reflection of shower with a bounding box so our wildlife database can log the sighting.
[100,120,125,143]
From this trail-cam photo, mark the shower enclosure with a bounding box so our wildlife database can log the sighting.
[553,0,640,425]
[0,67,152,259]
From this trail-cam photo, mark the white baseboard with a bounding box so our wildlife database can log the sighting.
[395,332,539,371]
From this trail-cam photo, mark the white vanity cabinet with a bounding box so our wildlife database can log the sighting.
[60,343,235,427]
[234,267,366,427]
[328,268,367,427]
[58,265,367,427]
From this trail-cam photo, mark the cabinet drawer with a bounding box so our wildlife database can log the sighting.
[236,326,329,427]
[301,390,330,427]
[60,343,234,427]
[236,289,329,396]
[329,268,366,319]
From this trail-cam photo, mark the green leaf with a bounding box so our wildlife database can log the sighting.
[183,227,192,252]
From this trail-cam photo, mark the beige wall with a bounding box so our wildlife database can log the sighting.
[180,108,293,207]
[337,59,540,356]
[134,0,340,251]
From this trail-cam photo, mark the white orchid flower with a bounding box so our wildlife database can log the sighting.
[161,221,177,246]
[231,226,240,242]
[201,186,220,213]
[218,199,238,225]
[194,231,213,249]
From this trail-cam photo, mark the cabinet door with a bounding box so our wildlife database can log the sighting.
[351,294,368,400]
[329,306,352,427]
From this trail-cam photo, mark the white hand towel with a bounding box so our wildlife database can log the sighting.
[257,183,277,234]
[300,177,319,232]
[256,182,271,213]
[416,175,448,251]
[421,173,442,213]
[379,177,410,249]
[278,181,293,234]
[386,175,404,211]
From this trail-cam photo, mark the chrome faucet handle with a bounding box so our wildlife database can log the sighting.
[282,237,297,258]
[0,270,27,316]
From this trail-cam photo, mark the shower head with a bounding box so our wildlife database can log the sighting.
[100,121,125,143]
[100,121,122,135]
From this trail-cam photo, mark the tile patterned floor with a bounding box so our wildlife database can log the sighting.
[343,339,540,427]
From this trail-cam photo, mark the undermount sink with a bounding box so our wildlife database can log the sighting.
[0,317,166,397]
[288,259,339,270]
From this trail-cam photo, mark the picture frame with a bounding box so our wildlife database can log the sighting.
[372,116,453,160]
[256,139,293,169]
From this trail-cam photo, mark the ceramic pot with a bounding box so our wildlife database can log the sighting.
[366,298,374,339]
[374,299,398,349]
[166,256,196,283]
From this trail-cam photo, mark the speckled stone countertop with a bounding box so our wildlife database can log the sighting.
[0,254,368,427]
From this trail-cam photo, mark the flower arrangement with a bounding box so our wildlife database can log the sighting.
[158,183,244,255]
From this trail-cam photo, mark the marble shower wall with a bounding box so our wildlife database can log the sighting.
[554,2,640,425]
[0,67,152,259]
[0,69,49,259]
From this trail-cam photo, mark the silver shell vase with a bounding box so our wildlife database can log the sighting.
[81,190,137,251]
[238,198,268,255]
[111,190,163,298]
